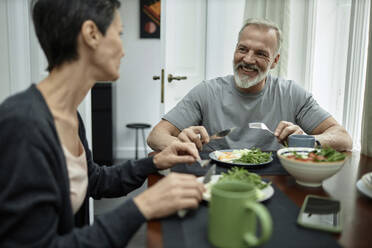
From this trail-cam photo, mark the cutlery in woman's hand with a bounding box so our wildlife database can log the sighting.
[202,164,216,184]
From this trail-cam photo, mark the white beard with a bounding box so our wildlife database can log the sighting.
[233,62,270,89]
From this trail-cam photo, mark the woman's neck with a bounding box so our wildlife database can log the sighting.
[37,61,95,119]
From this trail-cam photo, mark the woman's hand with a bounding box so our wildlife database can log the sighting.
[133,173,205,219]
[153,141,200,170]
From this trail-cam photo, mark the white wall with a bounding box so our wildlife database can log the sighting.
[114,0,161,159]
[0,1,11,103]
[1,0,32,101]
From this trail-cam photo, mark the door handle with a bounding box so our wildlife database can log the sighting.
[168,74,187,83]
[153,70,165,103]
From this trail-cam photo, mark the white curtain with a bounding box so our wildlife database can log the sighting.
[361,1,372,157]
[243,0,290,78]
[344,0,370,152]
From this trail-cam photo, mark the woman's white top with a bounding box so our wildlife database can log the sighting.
[62,144,88,214]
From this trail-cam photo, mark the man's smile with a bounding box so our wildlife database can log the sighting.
[237,63,259,78]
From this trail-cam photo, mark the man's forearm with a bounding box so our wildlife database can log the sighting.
[314,126,353,151]
[147,130,179,151]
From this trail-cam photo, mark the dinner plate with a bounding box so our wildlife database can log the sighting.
[209,149,273,167]
[197,175,274,202]
[356,179,372,199]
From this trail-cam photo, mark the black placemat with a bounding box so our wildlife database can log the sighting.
[162,184,341,248]
[170,152,289,177]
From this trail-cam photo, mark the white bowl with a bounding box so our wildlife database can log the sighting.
[277,147,348,187]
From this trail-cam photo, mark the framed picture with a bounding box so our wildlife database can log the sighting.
[140,0,161,39]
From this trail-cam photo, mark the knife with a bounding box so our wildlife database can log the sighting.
[203,164,216,184]
[177,164,216,218]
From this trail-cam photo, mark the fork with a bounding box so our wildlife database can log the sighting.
[248,122,275,135]
[248,122,288,147]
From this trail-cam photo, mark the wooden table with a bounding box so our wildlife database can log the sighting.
[146,152,372,248]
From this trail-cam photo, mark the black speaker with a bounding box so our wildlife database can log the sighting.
[91,83,113,165]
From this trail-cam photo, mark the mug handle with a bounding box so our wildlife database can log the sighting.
[243,202,273,247]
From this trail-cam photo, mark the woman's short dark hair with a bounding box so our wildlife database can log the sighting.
[31,0,121,72]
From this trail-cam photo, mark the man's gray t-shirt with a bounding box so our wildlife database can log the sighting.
[163,74,330,151]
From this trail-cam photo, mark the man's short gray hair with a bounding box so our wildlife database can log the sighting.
[238,18,282,54]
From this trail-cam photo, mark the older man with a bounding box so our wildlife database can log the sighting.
[147,18,352,152]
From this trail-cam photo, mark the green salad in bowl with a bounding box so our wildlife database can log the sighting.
[277,147,349,187]
[200,167,273,201]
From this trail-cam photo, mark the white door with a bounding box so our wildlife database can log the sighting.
[156,0,207,114]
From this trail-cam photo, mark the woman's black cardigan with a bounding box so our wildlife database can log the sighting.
[0,85,159,247]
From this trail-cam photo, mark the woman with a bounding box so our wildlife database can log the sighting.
[0,0,204,247]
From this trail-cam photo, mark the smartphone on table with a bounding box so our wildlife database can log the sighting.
[297,195,342,233]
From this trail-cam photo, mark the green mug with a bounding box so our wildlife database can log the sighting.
[208,181,273,248]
